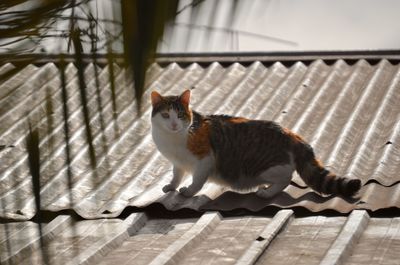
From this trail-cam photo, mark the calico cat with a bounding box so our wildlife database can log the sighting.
[150,89,361,199]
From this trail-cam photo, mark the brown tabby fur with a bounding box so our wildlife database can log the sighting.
[151,90,362,198]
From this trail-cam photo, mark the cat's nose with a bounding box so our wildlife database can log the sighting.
[171,123,177,130]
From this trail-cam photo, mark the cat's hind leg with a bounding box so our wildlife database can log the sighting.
[255,164,294,199]
[163,166,185,193]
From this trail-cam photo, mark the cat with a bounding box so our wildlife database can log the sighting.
[150,89,362,199]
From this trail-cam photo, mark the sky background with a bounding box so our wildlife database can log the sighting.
[1,0,398,54]
[158,0,400,52]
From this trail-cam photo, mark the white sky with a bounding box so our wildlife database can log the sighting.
[159,0,400,52]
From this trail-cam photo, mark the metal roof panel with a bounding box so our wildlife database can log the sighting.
[0,59,399,220]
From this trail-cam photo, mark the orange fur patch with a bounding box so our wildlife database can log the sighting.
[283,128,326,169]
[283,127,304,144]
[313,158,324,168]
[187,121,211,159]
[229,117,249,123]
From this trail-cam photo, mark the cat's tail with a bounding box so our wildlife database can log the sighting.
[291,137,361,197]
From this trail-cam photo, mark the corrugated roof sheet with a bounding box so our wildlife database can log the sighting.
[1,210,399,265]
[0,59,399,220]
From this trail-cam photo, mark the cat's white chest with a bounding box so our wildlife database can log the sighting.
[152,127,197,171]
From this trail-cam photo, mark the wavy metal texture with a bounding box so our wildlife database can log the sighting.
[0,59,399,220]
[1,211,399,265]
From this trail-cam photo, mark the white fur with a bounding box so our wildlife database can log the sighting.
[153,108,185,133]
[152,108,294,199]
[152,110,215,196]
[254,153,295,198]
[255,164,294,199]
[152,111,197,171]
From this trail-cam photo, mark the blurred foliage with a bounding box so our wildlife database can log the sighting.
[0,1,181,262]
[121,0,178,111]
[0,1,238,263]
[0,1,79,38]
[0,0,180,106]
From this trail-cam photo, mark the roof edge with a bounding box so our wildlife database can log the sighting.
[155,50,400,64]
[1,50,400,66]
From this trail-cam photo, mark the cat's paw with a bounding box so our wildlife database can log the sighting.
[179,187,195,197]
[162,184,176,193]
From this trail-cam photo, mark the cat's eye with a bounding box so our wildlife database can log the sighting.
[161,112,169,119]
[177,112,185,119]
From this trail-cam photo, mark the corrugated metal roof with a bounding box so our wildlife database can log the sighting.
[0,59,399,220]
[1,210,399,265]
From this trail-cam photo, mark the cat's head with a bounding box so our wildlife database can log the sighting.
[150,90,192,133]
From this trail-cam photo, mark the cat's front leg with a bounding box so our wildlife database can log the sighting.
[163,166,185,193]
[179,156,214,197]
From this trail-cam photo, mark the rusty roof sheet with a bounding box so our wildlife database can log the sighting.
[1,210,399,265]
[0,59,399,220]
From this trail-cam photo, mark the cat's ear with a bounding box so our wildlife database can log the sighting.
[151,91,162,106]
[180,89,191,106]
